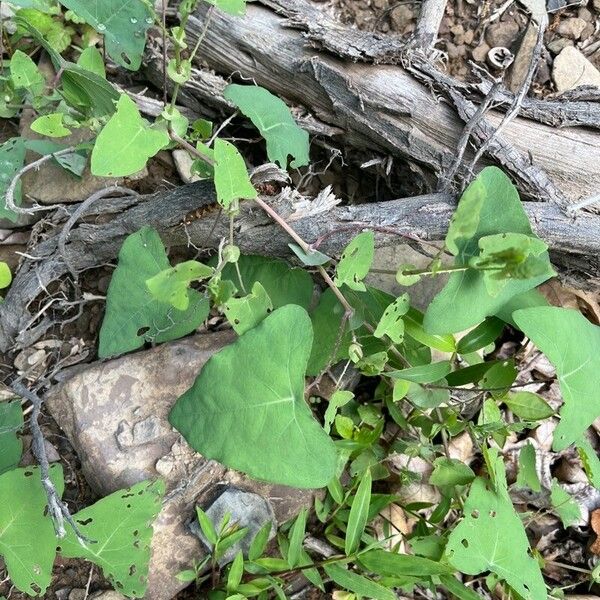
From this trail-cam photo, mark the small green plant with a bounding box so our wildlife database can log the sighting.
[1,1,599,599]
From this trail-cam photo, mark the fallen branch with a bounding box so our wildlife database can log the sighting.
[1,181,599,352]
[10,381,91,543]
[144,0,600,204]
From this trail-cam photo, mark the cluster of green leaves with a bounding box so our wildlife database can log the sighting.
[2,0,297,222]
[2,1,600,598]
[94,166,600,599]
[0,396,165,597]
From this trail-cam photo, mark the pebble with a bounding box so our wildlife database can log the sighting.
[472,42,491,62]
[192,487,276,565]
[556,17,587,40]
[553,46,600,91]
[485,20,520,48]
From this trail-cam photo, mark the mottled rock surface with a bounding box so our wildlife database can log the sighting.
[47,332,316,600]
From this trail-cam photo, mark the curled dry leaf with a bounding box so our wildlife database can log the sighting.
[374,504,415,552]
[590,508,600,555]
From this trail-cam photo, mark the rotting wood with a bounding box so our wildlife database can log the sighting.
[143,0,600,203]
[1,181,599,353]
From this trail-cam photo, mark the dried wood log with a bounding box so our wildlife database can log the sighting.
[1,181,598,352]
[152,0,600,203]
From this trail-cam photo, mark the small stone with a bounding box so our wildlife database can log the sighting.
[172,149,200,184]
[547,36,574,55]
[463,30,474,45]
[557,17,587,40]
[472,42,491,62]
[553,46,600,91]
[192,487,276,565]
[578,7,593,21]
[68,590,86,600]
[485,20,520,48]
[389,5,413,31]
[595,0,600,12]
[89,592,128,600]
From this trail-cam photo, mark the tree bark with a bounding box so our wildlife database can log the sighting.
[1,181,599,352]
[146,0,600,204]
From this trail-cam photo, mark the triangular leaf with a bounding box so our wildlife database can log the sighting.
[99,227,210,358]
[513,306,600,451]
[424,167,555,334]
[58,480,165,598]
[169,305,337,488]
[0,465,64,596]
[91,95,169,177]
[213,139,257,209]
[223,84,310,168]
[445,461,545,600]
[223,281,273,335]
[334,232,374,292]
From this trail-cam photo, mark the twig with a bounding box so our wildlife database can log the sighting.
[10,382,92,543]
[469,13,548,171]
[57,186,139,281]
[412,0,448,53]
[5,148,76,215]
[439,78,503,191]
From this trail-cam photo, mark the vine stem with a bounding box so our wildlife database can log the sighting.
[253,196,355,318]
[5,147,76,215]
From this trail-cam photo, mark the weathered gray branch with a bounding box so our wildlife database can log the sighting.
[1,181,598,352]
[145,0,600,203]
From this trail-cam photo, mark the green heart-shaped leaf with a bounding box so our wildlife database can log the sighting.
[170,305,337,488]
[99,227,209,358]
[58,480,165,598]
[513,306,600,451]
[0,465,64,596]
[91,95,169,177]
[424,167,555,334]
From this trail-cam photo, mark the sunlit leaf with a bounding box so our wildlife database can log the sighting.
[373,294,409,344]
[334,232,374,292]
[425,167,555,334]
[445,457,545,600]
[223,281,273,335]
[170,305,337,488]
[223,84,309,168]
[58,480,165,598]
[10,50,45,95]
[213,139,257,209]
[146,260,213,311]
[30,113,71,137]
[513,306,600,451]
[0,465,64,596]
[91,95,169,177]
[205,0,247,15]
